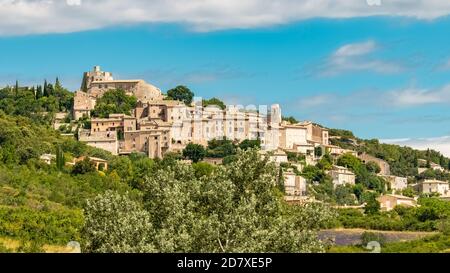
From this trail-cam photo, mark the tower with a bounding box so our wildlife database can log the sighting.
[80,65,114,92]
[270,104,282,125]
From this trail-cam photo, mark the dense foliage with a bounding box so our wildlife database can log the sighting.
[91,89,137,118]
[0,79,73,124]
[282,116,299,124]
[329,129,450,178]
[333,198,450,232]
[82,149,336,253]
[203,97,226,110]
[166,85,194,106]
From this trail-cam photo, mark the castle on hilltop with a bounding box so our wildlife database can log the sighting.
[73,66,164,120]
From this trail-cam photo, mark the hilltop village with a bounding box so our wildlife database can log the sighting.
[2,66,450,253]
[49,66,450,208]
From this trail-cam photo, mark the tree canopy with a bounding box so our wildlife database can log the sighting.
[91,89,137,118]
[182,143,207,163]
[82,149,336,253]
[203,97,226,110]
[167,85,194,106]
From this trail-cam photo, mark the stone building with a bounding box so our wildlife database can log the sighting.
[328,165,356,187]
[377,194,417,212]
[73,66,164,120]
[284,170,307,196]
[75,66,334,160]
[379,175,408,192]
[417,179,450,197]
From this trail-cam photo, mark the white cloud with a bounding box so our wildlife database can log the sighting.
[314,40,405,76]
[334,40,377,58]
[381,136,450,157]
[387,85,450,106]
[437,58,450,71]
[2,0,450,35]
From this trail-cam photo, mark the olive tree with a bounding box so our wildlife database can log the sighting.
[83,149,336,253]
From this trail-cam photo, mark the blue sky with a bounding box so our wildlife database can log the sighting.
[2,0,450,154]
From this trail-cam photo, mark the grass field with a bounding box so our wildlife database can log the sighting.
[0,237,76,253]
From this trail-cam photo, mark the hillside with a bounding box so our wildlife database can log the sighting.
[328,128,450,179]
[2,82,450,252]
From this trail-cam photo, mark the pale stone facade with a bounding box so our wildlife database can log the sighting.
[380,175,408,192]
[328,165,356,187]
[377,194,417,211]
[73,66,164,120]
[75,66,334,160]
[417,180,450,197]
[297,121,329,146]
[324,144,358,157]
[78,130,118,155]
[284,170,307,196]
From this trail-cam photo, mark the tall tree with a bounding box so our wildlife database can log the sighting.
[82,149,336,253]
[14,80,19,100]
[203,97,226,110]
[182,143,206,163]
[43,80,49,97]
[56,145,65,171]
[167,85,194,105]
[36,85,43,99]
[91,89,137,118]
[55,77,62,92]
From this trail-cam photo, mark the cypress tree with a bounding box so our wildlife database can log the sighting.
[36,85,43,99]
[277,168,285,193]
[14,80,19,99]
[46,82,54,97]
[56,145,65,171]
[55,77,62,91]
[43,80,49,97]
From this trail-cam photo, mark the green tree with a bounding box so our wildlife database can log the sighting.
[366,161,381,174]
[14,80,19,99]
[91,89,137,118]
[238,139,261,150]
[35,85,43,99]
[82,149,337,253]
[71,157,96,175]
[352,184,364,202]
[82,191,156,253]
[56,145,65,171]
[317,153,333,170]
[337,153,362,171]
[314,147,323,158]
[282,116,299,124]
[182,143,206,163]
[192,162,215,178]
[167,85,194,105]
[334,185,356,205]
[364,195,381,215]
[207,138,236,158]
[203,97,226,110]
